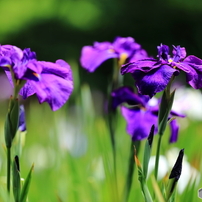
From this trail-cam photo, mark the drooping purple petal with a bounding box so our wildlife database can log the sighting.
[183,55,202,65]
[169,119,179,143]
[80,42,118,72]
[132,65,179,97]
[179,55,202,89]
[80,37,148,72]
[41,59,73,80]
[186,68,202,89]
[111,86,147,109]
[19,82,36,99]
[121,106,158,141]
[121,59,159,75]
[23,59,73,111]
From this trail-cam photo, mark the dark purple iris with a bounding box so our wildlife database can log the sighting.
[111,86,185,142]
[80,36,147,72]
[0,45,73,111]
[121,44,202,97]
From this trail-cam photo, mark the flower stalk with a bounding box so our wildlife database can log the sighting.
[5,96,19,193]
[122,141,140,202]
[7,147,11,193]
[155,77,175,180]
[134,146,153,202]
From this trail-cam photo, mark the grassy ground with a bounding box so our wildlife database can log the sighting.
[0,83,201,202]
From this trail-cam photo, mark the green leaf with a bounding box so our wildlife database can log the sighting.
[143,125,154,179]
[19,164,34,202]
[151,175,166,202]
[12,156,21,202]
[135,148,153,202]
[158,90,168,127]
[4,98,19,148]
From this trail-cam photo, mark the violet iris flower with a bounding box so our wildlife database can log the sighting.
[111,86,185,142]
[121,44,202,97]
[0,45,73,111]
[80,36,147,72]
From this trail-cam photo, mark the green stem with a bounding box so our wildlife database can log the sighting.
[7,147,11,193]
[154,135,162,180]
[108,106,118,201]
[107,58,125,201]
[107,58,121,201]
[142,183,153,202]
[122,141,140,202]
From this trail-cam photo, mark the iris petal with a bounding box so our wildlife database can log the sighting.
[80,42,117,72]
[169,119,179,143]
[0,45,73,111]
[25,60,73,111]
[121,106,158,141]
[133,65,179,97]
[111,86,148,109]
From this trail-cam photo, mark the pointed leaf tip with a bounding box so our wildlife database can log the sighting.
[169,148,184,181]
[12,155,21,202]
[14,155,20,172]
[148,124,155,147]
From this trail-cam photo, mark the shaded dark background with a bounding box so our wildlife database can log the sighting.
[1,0,202,94]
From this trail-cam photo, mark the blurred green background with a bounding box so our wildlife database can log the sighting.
[1,0,202,92]
[0,0,202,201]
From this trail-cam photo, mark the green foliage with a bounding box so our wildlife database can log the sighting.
[19,164,34,202]
[158,89,175,136]
[0,84,201,201]
[4,98,19,148]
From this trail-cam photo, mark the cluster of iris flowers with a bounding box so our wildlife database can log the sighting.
[80,36,202,142]
[1,36,202,201]
[80,36,202,201]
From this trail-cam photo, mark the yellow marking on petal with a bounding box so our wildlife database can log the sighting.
[108,48,115,53]
[140,106,147,111]
[33,72,40,78]
[3,64,11,69]
[168,59,177,69]
[118,53,128,67]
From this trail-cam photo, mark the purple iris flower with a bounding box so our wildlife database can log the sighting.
[121,44,202,97]
[80,36,147,72]
[111,86,185,142]
[0,45,73,111]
